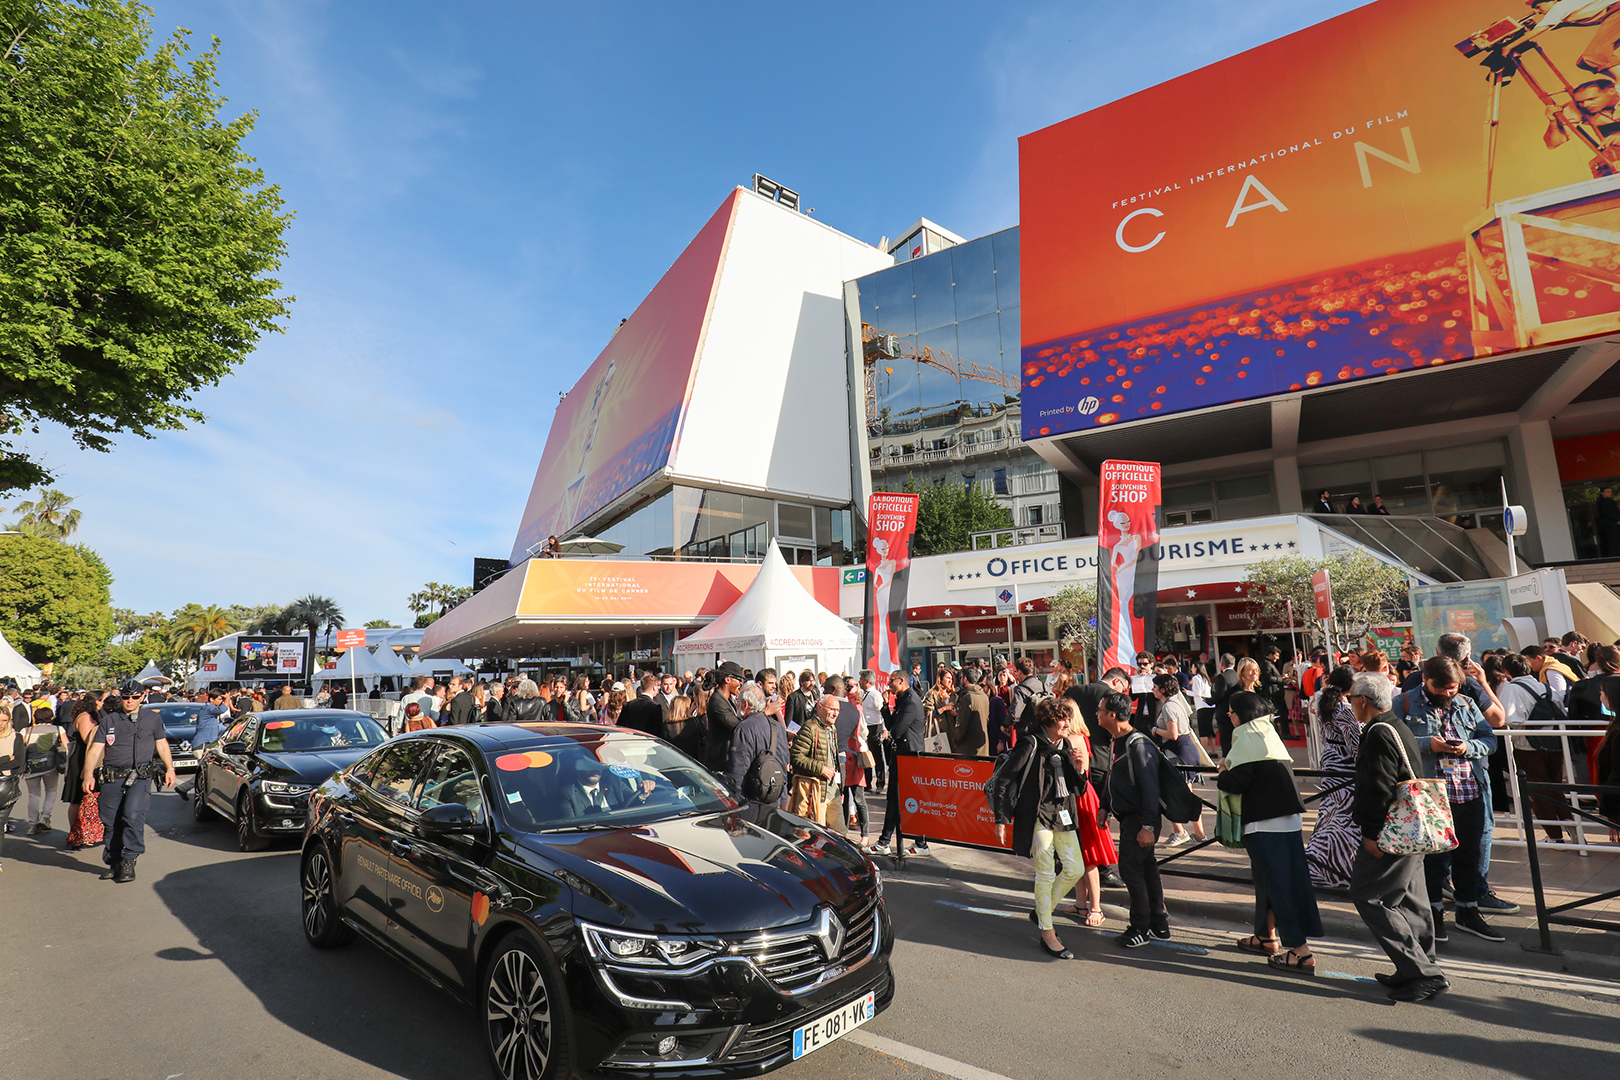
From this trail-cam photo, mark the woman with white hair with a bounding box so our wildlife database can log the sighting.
[505,679,546,724]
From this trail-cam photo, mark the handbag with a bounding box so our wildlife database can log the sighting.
[1215,791,1245,848]
[1374,723,1458,856]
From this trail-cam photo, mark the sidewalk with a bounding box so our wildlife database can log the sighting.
[861,782,1620,982]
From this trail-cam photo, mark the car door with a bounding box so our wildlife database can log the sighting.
[337,740,436,940]
[386,741,495,992]
[207,717,259,817]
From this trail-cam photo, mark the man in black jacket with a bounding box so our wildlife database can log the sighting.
[1008,657,1046,734]
[704,662,746,772]
[445,680,479,726]
[1210,654,1241,755]
[784,671,818,734]
[619,673,665,736]
[872,670,925,856]
[1345,671,1448,1002]
[1100,691,1168,949]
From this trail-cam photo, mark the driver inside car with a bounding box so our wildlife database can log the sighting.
[560,756,655,818]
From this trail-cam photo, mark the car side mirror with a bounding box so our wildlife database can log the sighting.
[419,802,481,834]
[221,741,248,754]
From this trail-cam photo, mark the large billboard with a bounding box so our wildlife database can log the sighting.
[1020,0,1620,441]
[508,193,739,561]
[235,636,310,683]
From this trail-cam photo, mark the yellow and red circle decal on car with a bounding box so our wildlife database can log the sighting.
[494,750,553,772]
[264,721,295,730]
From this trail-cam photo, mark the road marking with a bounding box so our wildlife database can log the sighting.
[849,1031,1022,1080]
[935,900,1023,920]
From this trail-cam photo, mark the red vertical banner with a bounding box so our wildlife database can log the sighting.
[1311,569,1334,620]
[862,492,921,677]
[1096,460,1162,675]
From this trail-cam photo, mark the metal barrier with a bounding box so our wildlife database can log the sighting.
[1499,721,1612,856]
[1518,771,1620,955]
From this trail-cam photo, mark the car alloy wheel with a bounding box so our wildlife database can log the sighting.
[300,847,353,948]
[236,791,269,852]
[484,937,565,1080]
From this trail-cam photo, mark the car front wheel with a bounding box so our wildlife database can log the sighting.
[482,935,569,1080]
[301,845,355,948]
[191,767,215,822]
[236,791,269,852]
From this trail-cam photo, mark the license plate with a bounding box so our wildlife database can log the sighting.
[791,991,874,1060]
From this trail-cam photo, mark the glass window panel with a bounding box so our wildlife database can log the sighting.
[778,502,814,539]
[951,238,997,322]
[855,279,878,331]
[1425,441,1506,474]
[998,307,1021,387]
[994,468,1008,495]
[1372,452,1423,479]
[1299,460,1372,488]
[1216,494,1276,520]
[870,265,916,336]
[814,505,831,544]
[1024,615,1050,640]
[911,253,956,332]
[1164,481,1212,508]
[1215,474,1270,501]
[991,229,1020,311]
[955,313,1004,409]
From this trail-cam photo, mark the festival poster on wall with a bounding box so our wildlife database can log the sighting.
[1096,460,1161,675]
[862,492,921,677]
[1409,579,1513,657]
[1021,0,1620,442]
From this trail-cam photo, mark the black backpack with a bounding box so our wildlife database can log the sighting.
[740,722,788,804]
[1123,732,1204,824]
[1524,681,1567,753]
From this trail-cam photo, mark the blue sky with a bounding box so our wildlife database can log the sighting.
[11,0,1363,626]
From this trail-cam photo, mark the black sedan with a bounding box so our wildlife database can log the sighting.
[301,723,893,1080]
[194,710,389,852]
[137,702,219,772]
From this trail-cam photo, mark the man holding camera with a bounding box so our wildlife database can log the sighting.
[80,692,176,883]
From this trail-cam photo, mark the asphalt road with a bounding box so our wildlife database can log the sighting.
[2,790,1617,1080]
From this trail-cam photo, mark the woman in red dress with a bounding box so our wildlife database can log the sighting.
[1057,697,1117,926]
[64,698,105,850]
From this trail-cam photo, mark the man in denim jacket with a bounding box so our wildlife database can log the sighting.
[1394,656,1502,943]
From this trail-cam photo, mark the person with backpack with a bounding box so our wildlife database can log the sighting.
[991,696,1089,960]
[1216,690,1322,973]
[1008,657,1047,736]
[1497,651,1575,843]
[725,683,789,823]
[1098,690,1172,949]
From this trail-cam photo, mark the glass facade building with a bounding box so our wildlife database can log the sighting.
[849,227,1064,529]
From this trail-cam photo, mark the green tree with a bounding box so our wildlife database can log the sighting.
[1243,551,1410,648]
[901,480,1015,557]
[0,1,293,492]
[286,593,343,646]
[1048,582,1098,676]
[0,533,114,663]
[364,618,397,629]
[5,488,81,537]
[168,603,236,661]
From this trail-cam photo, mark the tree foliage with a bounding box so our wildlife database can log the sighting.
[1047,581,1097,673]
[4,487,80,537]
[167,602,236,660]
[364,618,397,629]
[901,480,1015,558]
[0,0,293,491]
[0,533,113,662]
[408,582,470,615]
[1243,551,1410,647]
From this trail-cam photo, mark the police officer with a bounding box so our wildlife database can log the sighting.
[80,692,175,882]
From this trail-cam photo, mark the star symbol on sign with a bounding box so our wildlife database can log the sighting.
[1234,586,1245,594]
[1287,541,1296,549]
[975,572,982,578]
[1186,589,1198,599]
[944,608,952,616]
[1260,543,1271,551]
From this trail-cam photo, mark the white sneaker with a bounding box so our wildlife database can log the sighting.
[1165,832,1191,847]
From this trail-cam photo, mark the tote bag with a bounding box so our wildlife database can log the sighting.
[1215,791,1245,849]
[1374,724,1458,856]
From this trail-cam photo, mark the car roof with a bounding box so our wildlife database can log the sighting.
[248,709,375,722]
[392,722,640,752]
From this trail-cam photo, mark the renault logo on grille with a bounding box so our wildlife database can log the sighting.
[812,907,845,960]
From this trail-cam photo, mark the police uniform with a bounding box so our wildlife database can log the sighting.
[92,707,166,879]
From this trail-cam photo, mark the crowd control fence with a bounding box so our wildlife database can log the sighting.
[1518,771,1620,955]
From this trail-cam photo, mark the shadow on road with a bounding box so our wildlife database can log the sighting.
[2,834,109,876]
[152,851,486,1078]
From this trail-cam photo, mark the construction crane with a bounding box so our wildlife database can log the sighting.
[860,321,1018,424]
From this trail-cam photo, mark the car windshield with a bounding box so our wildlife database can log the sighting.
[259,714,387,753]
[491,730,737,832]
[147,705,205,724]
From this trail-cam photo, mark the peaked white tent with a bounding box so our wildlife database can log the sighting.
[370,643,413,678]
[135,659,172,686]
[673,542,859,675]
[313,644,388,685]
[187,651,237,690]
[0,628,42,689]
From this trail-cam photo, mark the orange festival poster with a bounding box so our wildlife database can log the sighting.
[1020,0,1620,440]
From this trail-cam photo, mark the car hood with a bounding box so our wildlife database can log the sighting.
[256,748,375,785]
[164,723,200,743]
[518,809,873,935]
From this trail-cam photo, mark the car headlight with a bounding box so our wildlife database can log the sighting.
[869,861,884,900]
[260,781,313,796]
[580,922,722,968]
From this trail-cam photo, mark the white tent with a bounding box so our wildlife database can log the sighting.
[187,652,237,690]
[0,628,42,689]
[673,542,859,675]
[370,643,413,678]
[135,659,172,686]
[416,656,474,678]
[312,645,388,685]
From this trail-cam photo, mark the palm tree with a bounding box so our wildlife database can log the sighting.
[7,489,82,540]
[169,604,238,661]
[287,594,344,645]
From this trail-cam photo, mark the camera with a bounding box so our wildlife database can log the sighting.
[1456,14,1535,59]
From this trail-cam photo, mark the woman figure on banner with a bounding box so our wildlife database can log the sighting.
[1106,510,1141,669]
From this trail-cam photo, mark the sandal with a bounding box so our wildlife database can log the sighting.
[1056,903,1086,920]
[1268,950,1316,974]
[1236,935,1280,956]
[1084,908,1105,927]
